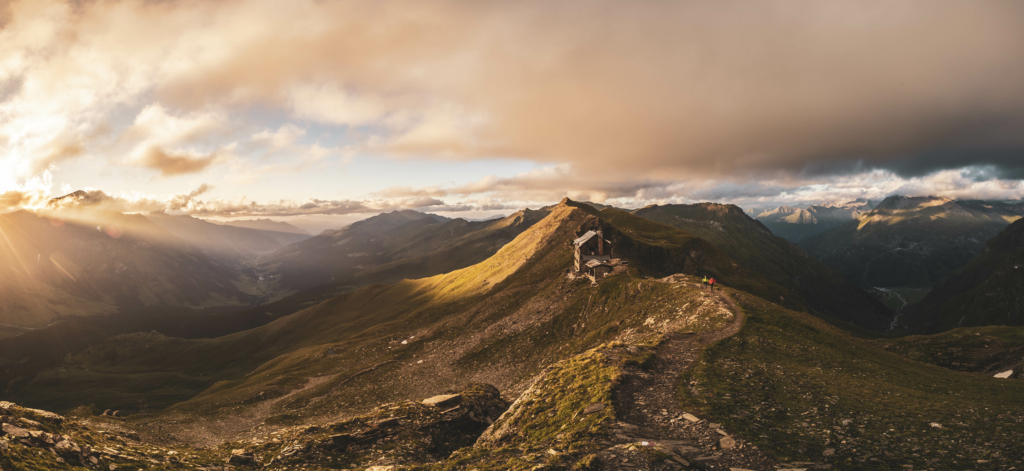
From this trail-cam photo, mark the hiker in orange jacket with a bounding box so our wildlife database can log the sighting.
[709,278,716,291]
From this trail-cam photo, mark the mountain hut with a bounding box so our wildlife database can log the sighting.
[573,229,613,274]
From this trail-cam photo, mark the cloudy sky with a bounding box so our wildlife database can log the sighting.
[2,0,1024,229]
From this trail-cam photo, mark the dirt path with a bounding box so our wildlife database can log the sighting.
[601,289,777,470]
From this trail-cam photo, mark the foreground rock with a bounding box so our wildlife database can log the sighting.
[238,383,509,469]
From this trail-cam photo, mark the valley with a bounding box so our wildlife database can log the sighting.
[3,4,1023,469]
[0,197,1022,470]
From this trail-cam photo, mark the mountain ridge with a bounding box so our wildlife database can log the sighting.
[803,195,1024,288]
[632,202,892,330]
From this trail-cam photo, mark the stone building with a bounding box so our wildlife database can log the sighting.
[573,229,612,274]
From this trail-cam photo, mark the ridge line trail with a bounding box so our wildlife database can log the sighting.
[609,285,776,470]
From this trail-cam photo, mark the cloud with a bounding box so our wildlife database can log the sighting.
[1,0,1024,199]
[378,166,676,203]
[0,191,27,209]
[117,104,231,175]
[134,146,219,176]
[251,124,306,151]
[187,183,213,198]
[30,134,86,174]
[40,183,449,218]
[288,83,390,126]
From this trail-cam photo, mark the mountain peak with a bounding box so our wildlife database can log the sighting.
[873,195,952,211]
[47,190,94,208]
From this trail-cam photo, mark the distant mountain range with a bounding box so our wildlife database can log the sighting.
[148,213,311,257]
[755,198,877,243]
[802,196,1024,288]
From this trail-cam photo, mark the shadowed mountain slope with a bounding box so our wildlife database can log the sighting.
[900,217,1024,332]
[632,203,892,330]
[0,210,257,329]
[219,218,309,235]
[147,213,311,257]
[803,196,1023,288]
[256,208,546,297]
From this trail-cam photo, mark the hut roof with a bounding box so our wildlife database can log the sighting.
[573,230,612,247]
[573,230,597,246]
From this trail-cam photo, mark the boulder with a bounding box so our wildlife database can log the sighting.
[373,417,402,428]
[226,449,256,465]
[29,430,56,444]
[55,439,82,455]
[583,402,606,414]
[19,417,43,428]
[719,436,736,449]
[24,408,64,423]
[422,394,462,408]
[2,423,30,438]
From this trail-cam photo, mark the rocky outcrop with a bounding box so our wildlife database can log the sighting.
[236,383,509,470]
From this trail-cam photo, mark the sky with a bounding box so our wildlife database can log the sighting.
[2,0,1024,231]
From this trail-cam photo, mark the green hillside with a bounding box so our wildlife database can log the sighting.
[632,203,892,330]
[804,196,1022,288]
[900,217,1024,332]
[879,325,1024,378]
[683,293,1024,470]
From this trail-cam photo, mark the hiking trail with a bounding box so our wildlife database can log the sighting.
[598,285,777,470]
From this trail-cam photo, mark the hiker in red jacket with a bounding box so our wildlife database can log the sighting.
[709,278,716,291]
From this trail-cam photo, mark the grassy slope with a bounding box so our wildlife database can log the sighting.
[632,203,891,330]
[803,198,1020,288]
[902,218,1024,332]
[879,325,1024,378]
[682,293,1024,470]
[12,201,751,435]
[595,206,809,314]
